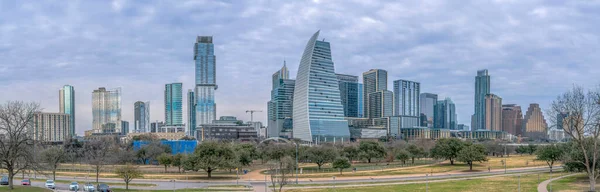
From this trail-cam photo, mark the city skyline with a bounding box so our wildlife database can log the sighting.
[2,1,599,135]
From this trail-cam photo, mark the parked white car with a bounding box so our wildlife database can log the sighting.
[70,181,80,191]
[45,180,56,189]
[83,183,95,192]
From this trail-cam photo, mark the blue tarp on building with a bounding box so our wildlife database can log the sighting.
[133,140,197,155]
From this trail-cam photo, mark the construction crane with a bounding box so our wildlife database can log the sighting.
[245,110,263,122]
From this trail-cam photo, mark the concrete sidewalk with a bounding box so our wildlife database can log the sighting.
[537,173,576,192]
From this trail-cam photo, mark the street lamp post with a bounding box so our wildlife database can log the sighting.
[504,144,507,174]
[295,143,299,185]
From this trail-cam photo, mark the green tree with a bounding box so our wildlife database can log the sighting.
[535,144,563,172]
[185,141,237,178]
[40,146,67,180]
[457,143,488,171]
[527,143,537,155]
[431,138,464,165]
[157,153,172,172]
[406,144,425,164]
[515,145,527,155]
[342,144,360,164]
[234,143,257,167]
[332,157,351,175]
[358,141,386,163]
[115,163,142,190]
[172,154,185,173]
[136,141,170,164]
[395,150,410,164]
[179,136,196,140]
[306,145,338,170]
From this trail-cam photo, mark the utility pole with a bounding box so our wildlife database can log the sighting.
[245,110,263,122]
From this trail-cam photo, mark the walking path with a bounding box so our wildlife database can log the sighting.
[537,173,576,192]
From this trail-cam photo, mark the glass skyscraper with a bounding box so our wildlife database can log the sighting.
[362,69,387,118]
[474,69,490,130]
[268,63,295,138]
[194,36,217,126]
[394,80,420,116]
[434,97,457,129]
[368,90,394,119]
[134,101,150,133]
[420,93,438,127]
[292,31,350,142]
[336,74,361,118]
[59,85,75,137]
[187,89,196,136]
[165,83,183,125]
[92,87,122,133]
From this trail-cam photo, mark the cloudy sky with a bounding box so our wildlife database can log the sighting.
[1,0,599,135]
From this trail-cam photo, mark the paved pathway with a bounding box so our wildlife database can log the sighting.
[537,173,576,192]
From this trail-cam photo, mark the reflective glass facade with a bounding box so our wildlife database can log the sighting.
[194,36,217,126]
[394,80,420,116]
[419,93,438,128]
[267,63,295,138]
[187,89,196,136]
[368,90,394,119]
[293,31,350,142]
[165,83,183,125]
[336,74,360,117]
[362,69,387,118]
[134,101,150,133]
[434,98,457,129]
[92,87,122,133]
[474,69,490,130]
[59,85,75,137]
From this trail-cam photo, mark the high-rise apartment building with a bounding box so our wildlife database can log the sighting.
[59,85,75,137]
[485,94,502,131]
[134,101,150,133]
[394,80,420,116]
[194,36,217,126]
[434,98,457,129]
[32,112,70,142]
[165,83,183,125]
[92,87,122,133]
[420,93,438,127]
[473,69,490,130]
[292,31,350,142]
[362,69,387,118]
[336,74,362,118]
[267,63,295,138]
[368,90,394,119]
[187,89,196,136]
[502,104,523,136]
[523,103,548,140]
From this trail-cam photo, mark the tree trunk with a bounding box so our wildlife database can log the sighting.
[164,165,168,173]
[450,159,454,165]
[340,169,342,175]
[178,166,181,173]
[469,162,473,171]
[126,181,129,190]
[53,170,56,180]
[96,167,100,183]
[207,170,212,178]
[589,174,595,192]
[318,164,322,170]
[411,157,415,164]
[8,169,14,189]
[368,158,371,163]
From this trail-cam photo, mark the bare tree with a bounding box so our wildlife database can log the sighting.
[85,138,115,183]
[0,101,42,189]
[548,85,600,191]
[40,146,67,180]
[268,156,294,192]
[115,163,142,190]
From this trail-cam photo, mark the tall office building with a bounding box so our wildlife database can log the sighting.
[362,69,387,118]
[357,84,364,118]
[121,121,129,135]
[32,112,70,142]
[434,98,457,129]
[59,85,75,137]
[394,80,420,116]
[292,31,350,142]
[368,90,394,119]
[267,63,295,138]
[473,69,490,130]
[92,87,122,133]
[420,93,438,127]
[485,94,502,131]
[523,103,548,140]
[134,101,150,133]
[502,104,523,136]
[336,74,361,117]
[194,36,217,126]
[165,83,183,125]
[187,89,196,136]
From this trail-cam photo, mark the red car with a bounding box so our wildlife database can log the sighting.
[21,179,30,185]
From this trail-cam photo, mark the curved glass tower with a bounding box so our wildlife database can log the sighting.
[292,31,350,142]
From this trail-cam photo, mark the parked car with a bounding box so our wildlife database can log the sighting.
[83,183,95,192]
[0,176,8,185]
[97,183,111,192]
[21,178,30,185]
[45,180,56,189]
[69,181,80,191]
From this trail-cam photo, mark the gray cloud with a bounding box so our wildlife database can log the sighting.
[1,0,599,134]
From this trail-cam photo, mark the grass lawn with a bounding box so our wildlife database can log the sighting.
[0,186,52,192]
[287,172,560,192]
[110,187,252,192]
[549,173,599,192]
